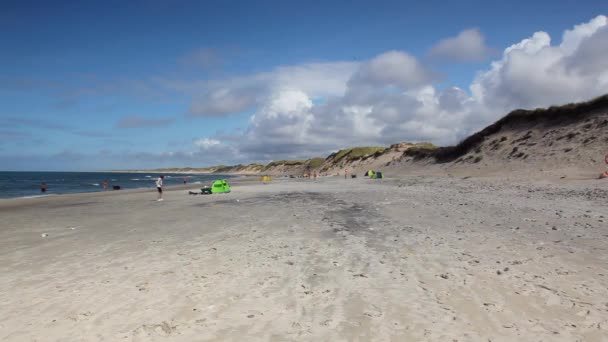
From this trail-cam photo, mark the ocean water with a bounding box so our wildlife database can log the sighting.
[0,171,235,199]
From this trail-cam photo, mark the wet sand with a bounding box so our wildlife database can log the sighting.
[1,176,607,341]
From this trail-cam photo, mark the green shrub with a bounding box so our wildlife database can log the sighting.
[307,157,325,169]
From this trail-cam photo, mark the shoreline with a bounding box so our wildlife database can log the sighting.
[0,173,252,201]
[0,175,280,208]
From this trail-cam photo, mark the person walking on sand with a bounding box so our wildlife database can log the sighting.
[156,175,164,201]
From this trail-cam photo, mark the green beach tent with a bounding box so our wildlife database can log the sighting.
[371,171,383,179]
[211,179,231,193]
[366,170,383,179]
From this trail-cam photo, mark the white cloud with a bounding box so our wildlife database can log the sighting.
[217,15,608,161]
[471,15,608,111]
[429,28,492,62]
[194,138,221,149]
[349,51,434,90]
[563,25,608,77]
[236,90,316,160]
[560,15,607,54]
[183,61,359,117]
[189,86,260,117]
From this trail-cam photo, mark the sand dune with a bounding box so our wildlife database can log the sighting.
[134,95,608,181]
[1,176,607,341]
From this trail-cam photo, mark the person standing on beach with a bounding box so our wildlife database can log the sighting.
[40,182,47,193]
[156,175,164,201]
[183,176,187,184]
[345,169,348,179]
[102,180,108,191]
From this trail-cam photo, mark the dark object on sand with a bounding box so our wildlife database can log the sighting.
[189,187,213,195]
[112,185,121,190]
[351,175,357,178]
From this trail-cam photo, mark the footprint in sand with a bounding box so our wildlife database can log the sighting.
[67,311,93,321]
[134,321,176,337]
[320,319,333,327]
[363,304,383,318]
[136,282,149,292]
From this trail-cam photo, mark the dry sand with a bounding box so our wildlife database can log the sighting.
[1,176,607,341]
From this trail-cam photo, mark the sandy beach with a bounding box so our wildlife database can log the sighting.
[1,175,607,341]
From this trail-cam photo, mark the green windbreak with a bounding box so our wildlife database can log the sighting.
[211,180,231,193]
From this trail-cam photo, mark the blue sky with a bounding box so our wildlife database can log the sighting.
[1,0,607,170]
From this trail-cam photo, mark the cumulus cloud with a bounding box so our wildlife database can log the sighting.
[183,61,359,117]
[560,15,607,55]
[429,28,492,62]
[220,50,469,156]
[204,15,608,162]
[563,25,608,76]
[115,115,174,128]
[349,51,435,90]
[236,90,316,160]
[471,15,608,111]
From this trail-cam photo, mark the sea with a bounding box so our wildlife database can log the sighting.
[0,171,235,199]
